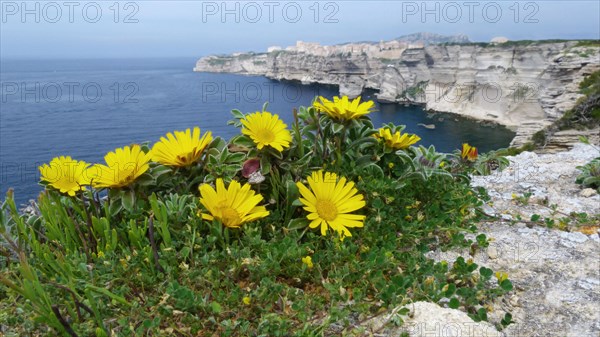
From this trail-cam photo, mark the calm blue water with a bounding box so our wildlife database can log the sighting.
[0,58,514,204]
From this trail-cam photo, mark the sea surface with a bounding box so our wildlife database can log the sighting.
[0,58,515,204]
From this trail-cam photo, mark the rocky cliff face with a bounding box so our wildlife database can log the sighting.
[194,42,599,146]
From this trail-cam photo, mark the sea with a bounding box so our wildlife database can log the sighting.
[0,57,515,204]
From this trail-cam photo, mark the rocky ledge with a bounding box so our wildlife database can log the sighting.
[195,39,599,147]
[355,143,599,336]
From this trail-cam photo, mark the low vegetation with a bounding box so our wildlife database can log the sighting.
[508,70,600,153]
[576,157,600,191]
[0,96,514,336]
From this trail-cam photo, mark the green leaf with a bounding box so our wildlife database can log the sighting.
[135,173,155,186]
[210,301,222,314]
[108,188,120,200]
[109,201,123,218]
[232,135,255,148]
[356,155,375,169]
[467,262,479,273]
[286,180,299,203]
[228,152,246,163]
[501,313,514,326]
[331,123,344,135]
[372,198,385,210]
[121,189,136,212]
[397,307,410,315]
[86,285,131,306]
[287,218,309,230]
[180,247,191,259]
[448,297,460,309]
[347,136,377,151]
[260,156,271,175]
[479,267,493,279]
[151,165,172,178]
[530,214,541,222]
[444,284,456,297]
[500,279,513,291]
[231,109,245,119]
[477,308,488,321]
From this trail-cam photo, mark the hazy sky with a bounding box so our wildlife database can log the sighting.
[1,1,599,58]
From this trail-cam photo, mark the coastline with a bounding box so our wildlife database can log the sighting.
[194,40,600,148]
[196,71,517,134]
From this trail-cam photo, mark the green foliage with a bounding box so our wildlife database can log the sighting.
[497,143,536,156]
[574,40,600,48]
[207,57,231,66]
[399,81,429,100]
[531,130,546,146]
[554,70,600,131]
[515,70,600,150]
[440,39,574,48]
[0,98,513,335]
[576,157,600,190]
[579,70,600,97]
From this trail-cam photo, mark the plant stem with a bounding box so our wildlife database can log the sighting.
[51,305,79,337]
[147,214,165,273]
[79,192,97,254]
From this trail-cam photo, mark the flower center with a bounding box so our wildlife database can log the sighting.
[177,154,191,166]
[256,129,275,144]
[218,205,242,227]
[114,168,136,187]
[316,199,338,221]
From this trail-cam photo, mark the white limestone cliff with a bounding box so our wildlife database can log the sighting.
[194,40,599,147]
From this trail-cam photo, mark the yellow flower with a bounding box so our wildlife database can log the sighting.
[152,127,212,167]
[495,271,509,283]
[243,296,251,305]
[374,128,421,150]
[198,178,269,228]
[313,96,375,121]
[461,143,478,161]
[39,156,91,196]
[90,145,152,188]
[302,256,314,269]
[296,171,366,238]
[241,111,292,151]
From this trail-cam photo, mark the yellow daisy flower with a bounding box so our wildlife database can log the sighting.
[241,111,292,151]
[313,96,375,121]
[461,143,478,161]
[90,145,152,188]
[152,127,213,167]
[39,156,91,196]
[374,127,421,150]
[296,171,366,238]
[198,178,269,228]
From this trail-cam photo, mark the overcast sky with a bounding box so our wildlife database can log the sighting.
[1,1,599,58]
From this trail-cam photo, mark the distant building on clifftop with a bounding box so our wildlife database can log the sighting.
[491,37,509,45]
